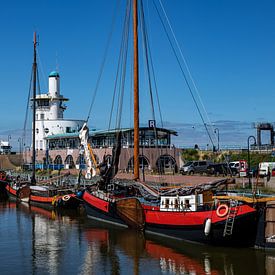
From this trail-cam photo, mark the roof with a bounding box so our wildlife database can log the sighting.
[45,127,177,140]
[49,71,60,77]
[46,132,80,140]
[92,127,178,136]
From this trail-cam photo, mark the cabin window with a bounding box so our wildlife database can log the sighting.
[185,199,191,209]
[36,128,39,134]
[174,199,179,208]
[165,199,169,208]
[44,128,49,134]
[180,200,184,209]
[40,114,45,120]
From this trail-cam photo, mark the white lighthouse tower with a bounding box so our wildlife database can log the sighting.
[34,71,85,150]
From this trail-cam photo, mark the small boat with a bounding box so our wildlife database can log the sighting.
[5,181,30,202]
[4,33,83,210]
[29,185,81,210]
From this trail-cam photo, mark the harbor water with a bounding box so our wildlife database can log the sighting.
[0,200,275,275]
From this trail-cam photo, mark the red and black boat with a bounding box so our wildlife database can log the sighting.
[81,0,259,247]
[5,181,30,202]
[29,185,82,210]
[83,179,259,247]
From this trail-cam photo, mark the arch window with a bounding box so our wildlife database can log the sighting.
[127,155,150,172]
[64,155,75,168]
[156,154,177,174]
[54,155,63,165]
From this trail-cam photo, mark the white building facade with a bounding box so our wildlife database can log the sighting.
[34,71,85,150]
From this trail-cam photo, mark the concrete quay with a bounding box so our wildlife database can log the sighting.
[115,172,275,191]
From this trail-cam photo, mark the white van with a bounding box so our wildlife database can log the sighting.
[258,162,275,177]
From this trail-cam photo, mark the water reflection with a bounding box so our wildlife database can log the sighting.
[0,200,275,274]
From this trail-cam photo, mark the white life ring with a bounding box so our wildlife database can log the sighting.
[216,204,229,218]
[62,195,70,201]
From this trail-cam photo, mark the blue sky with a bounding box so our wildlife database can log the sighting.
[1,0,275,150]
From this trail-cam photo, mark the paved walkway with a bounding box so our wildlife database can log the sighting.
[115,172,225,186]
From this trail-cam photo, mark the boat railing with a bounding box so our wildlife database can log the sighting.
[92,190,116,203]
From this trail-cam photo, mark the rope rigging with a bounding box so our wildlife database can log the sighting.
[104,0,131,155]
[23,68,33,148]
[86,0,121,123]
[153,0,216,149]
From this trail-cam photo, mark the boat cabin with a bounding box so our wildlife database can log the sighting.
[160,194,203,212]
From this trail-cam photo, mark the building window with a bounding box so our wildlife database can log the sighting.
[44,128,49,134]
[40,114,45,120]
[36,128,39,134]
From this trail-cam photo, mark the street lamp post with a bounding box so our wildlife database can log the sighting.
[8,135,11,154]
[141,131,145,182]
[247,135,256,188]
[18,138,22,154]
[18,138,22,168]
[214,128,220,151]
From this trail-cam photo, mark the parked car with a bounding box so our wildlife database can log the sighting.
[229,161,240,171]
[180,160,213,175]
[258,162,275,177]
[207,163,234,176]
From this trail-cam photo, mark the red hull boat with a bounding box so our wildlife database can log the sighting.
[83,183,258,247]
[29,185,81,210]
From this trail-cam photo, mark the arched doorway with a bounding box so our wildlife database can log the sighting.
[76,154,86,169]
[103,154,112,166]
[53,155,63,170]
[127,155,150,172]
[156,154,177,174]
[64,155,75,169]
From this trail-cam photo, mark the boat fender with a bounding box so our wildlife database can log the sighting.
[76,190,84,199]
[204,218,212,236]
[216,204,229,218]
[52,195,57,206]
[62,195,70,201]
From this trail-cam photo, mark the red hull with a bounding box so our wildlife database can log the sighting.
[144,204,256,226]
[5,184,18,197]
[29,193,80,210]
[83,190,258,246]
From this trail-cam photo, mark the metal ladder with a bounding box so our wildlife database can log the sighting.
[223,200,239,237]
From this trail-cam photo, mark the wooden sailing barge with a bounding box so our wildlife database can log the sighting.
[81,0,262,247]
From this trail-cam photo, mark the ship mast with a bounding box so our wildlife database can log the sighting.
[133,0,140,180]
[31,32,38,184]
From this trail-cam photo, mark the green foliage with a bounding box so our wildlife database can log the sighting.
[181,149,275,167]
[181,149,199,161]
